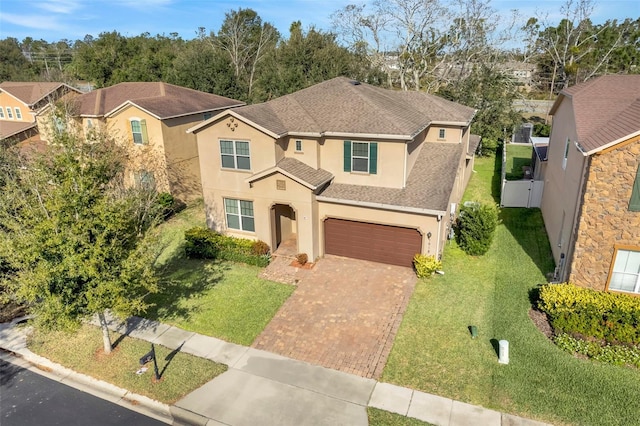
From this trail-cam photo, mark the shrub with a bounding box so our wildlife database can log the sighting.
[455,202,499,256]
[538,283,640,346]
[251,240,270,256]
[554,333,640,368]
[184,227,270,267]
[157,192,186,219]
[184,227,220,259]
[413,254,442,278]
[295,253,308,265]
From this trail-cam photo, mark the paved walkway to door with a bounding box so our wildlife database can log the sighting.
[253,256,417,379]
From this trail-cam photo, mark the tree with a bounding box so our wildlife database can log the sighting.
[0,114,164,354]
[0,37,38,81]
[215,8,279,100]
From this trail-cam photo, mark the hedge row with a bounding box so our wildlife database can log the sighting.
[554,333,640,368]
[538,283,640,346]
[184,227,270,267]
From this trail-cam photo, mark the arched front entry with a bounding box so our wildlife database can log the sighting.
[271,204,297,255]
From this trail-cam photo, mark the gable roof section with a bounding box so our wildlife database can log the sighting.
[194,77,475,139]
[247,157,333,190]
[74,82,244,120]
[550,75,640,155]
[318,142,462,214]
[0,120,37,140]
[0,81,79,107]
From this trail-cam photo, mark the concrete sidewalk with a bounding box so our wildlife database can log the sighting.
[0,315,551,426]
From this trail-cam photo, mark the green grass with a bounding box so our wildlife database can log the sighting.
[28,324,226,404]
[368,408,432,425]
[382,156,640,425]
[504,144,533,180]
[145,201,295,346]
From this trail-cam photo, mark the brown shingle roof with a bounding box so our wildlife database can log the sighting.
[0,82,71,106]
[247,157,333,190]
[232,77,475,138]
[319,142,462,212]
[0,120,37,139]
[551,75,640,153]
[75,82,244,119]
[468,134,481,156]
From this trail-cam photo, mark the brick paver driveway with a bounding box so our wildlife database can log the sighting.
[252,255,417,379]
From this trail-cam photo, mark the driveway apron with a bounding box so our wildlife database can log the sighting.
[253,255,417,379]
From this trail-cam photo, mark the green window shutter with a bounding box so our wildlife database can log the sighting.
[343,140,351,172]
[140,119,149,144]
[369,142,378,174]
[630,164,640,212]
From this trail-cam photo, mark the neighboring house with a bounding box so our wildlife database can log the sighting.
[0,81,81,143]
[189,77,478,267]
[540,75,640,294]
[43,82,244,202]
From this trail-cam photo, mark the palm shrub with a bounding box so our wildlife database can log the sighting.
[455,202,499,255]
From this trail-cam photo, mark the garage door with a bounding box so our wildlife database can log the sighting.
[324,218,422,267]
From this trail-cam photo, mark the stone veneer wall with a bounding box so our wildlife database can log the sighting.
[569,138,640,290]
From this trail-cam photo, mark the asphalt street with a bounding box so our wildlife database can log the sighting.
[0,358,166,426]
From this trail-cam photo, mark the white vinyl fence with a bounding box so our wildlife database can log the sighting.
[500,144,544,208]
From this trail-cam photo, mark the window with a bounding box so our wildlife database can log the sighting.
[14,107,22,120]
[6,107,13,119]
[343,141,377,174]
[130,119,148,145]
[439,128,445,139]
[295,140,303,152]
[203,112,213,121]
[220,140,250,170]
[134,170,155,190]
[0,108,4,119]
[224,198,255,232]
[630,164,640,212]
[608,247,640,294]
[562,138,570,170]
[86,119,93,128]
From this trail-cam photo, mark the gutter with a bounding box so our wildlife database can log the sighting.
[316,195,446,217]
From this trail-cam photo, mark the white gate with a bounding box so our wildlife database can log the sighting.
[501,180,544,208]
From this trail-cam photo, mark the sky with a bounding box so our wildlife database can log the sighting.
[0,0,638,43]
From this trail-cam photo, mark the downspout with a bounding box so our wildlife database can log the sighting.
[436,215,442,259]
[403,141,408,188]
[564,150,590,282]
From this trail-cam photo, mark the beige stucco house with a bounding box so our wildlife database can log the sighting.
[41,82,244,202]
[0,81,81,143]
[540,75,640,294]
[189,77,478,267]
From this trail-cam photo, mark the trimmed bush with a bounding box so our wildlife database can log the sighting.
[538,283,640,346]
[184,227,270,267]
[157,192,186,219]
[251,240,270,256]
[455,202,499,256]
[413,254,442,278]
[295,253,308,265]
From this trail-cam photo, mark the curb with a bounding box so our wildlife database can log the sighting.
[0,348,174,425]
[170,405,210,426]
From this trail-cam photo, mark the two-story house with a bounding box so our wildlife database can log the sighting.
[189,77,478,267]
[540,75,640,294]
[0,81,81,143]
[41,82,245,202]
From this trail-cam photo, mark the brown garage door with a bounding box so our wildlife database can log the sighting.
[324,218,422,267]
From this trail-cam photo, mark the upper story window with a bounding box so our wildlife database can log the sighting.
[130,118,148,145]
[220,139,250,170]
[86,119,93,128]
[562,138,570,170]
[6,107,13,119]
[203,112,213,121]
[0,107,4,119]
[295,140,303,152]
[343,141,377,174]
[439,129,446,139]
[224,198,255,232]
[608,247,640,294]
[14,107,22,120]
[134,170,155,190]
[630,163,640,212]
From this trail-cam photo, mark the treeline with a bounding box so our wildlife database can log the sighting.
[0,9,378,104]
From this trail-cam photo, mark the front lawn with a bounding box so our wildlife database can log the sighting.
[29,324,227,404]
[383,157,640,425]
[146,202,295,346]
